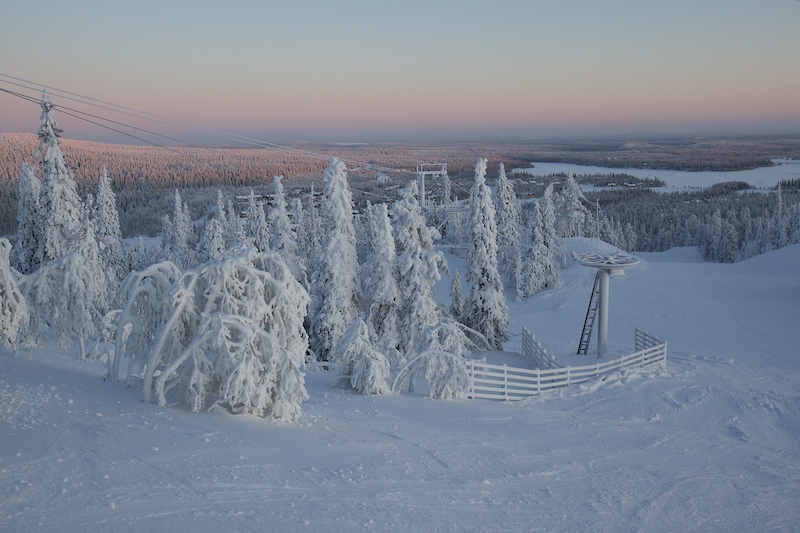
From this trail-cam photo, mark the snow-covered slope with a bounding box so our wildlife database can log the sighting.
[2,242,799,532]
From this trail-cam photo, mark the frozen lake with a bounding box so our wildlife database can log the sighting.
[512,159,800,190]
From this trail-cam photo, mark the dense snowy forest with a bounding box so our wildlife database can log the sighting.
[2,92,800,422]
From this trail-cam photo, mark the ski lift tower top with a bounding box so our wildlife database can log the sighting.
[417,163,447,207]
[573,251,639,356]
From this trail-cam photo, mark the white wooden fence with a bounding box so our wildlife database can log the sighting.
[521,327,561,370]
[467,329,667,401]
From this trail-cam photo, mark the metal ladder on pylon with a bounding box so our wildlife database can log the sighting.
[577,271,601,354]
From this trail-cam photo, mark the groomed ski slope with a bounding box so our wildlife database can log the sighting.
[2,239,799,532]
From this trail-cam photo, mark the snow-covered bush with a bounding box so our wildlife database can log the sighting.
[332,318,391,396]
[118,248,310,421]
[0,239,29,351]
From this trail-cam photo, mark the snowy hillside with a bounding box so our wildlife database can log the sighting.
[2,240,799,532]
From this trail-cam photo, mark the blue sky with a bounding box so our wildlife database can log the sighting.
[1,0,799,143]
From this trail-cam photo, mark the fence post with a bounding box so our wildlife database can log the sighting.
[502,364,508,401]
[536,369,540,395]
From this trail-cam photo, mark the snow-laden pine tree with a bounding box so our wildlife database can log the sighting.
[171,190,195,268]
[244,190,270,253]
[225,198,246,247]
[462,158,509,350]
[12,162,41,275]
[493,162,521,279]
[19,252,99,358]
[0,238,29,352]
[361,202,400,359]
[301,187,323,274]
[310,157,361,361]
[268,175,304,284]
[128,236,150,272]
[213,190,229,248]
[559,172,588,238]
[388,181,478,398]
[391,181,446,356]
[516,202,560,298]
[96,167,126,281]
[76,200,109,323]
[198,217,226,262]
[159,214,174,260]
[450,269,464,320]
[541,183,566,268]
[290,197,309,268]
[332,318,391,396]
[35,91,84,267]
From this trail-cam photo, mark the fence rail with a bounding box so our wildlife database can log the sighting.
[467,329,667,401]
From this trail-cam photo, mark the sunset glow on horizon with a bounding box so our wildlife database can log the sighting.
[2,0,799,144]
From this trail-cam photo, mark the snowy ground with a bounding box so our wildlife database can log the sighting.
[2,240,799,532]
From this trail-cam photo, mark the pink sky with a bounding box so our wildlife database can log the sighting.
[2,1,799,144]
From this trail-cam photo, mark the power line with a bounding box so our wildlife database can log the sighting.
[0,72,417,176]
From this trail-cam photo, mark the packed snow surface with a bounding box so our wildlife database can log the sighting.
[2,239,799,532]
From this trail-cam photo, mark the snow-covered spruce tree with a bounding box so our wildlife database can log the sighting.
[19,252,99,358]
[213,190,229,248]
[516,202,561,299]
[76,201,109,322]
[332,318,391,395]
[450,269,464,320]
[225,198,247,248]
[388,182,478,398]
[128,248,310,421]
[11,162,41,275]
[268,175,305,284]
[361,202,401,363]
[35,91,84,267]
[300,187,323,274]
[159,214,174,261]
[128,236,150,272]
[493,162,521,279]
[96,167,126,281]
[171,190,195,268]
[391,181,446,356]
[462,158,509,351]
[541,183,566,268]
[559,172,588,238]
[198,217,226,262]
[244,190,270,253]
[310,157,361,361]
[0,238,29,352]
[109,261,183,383]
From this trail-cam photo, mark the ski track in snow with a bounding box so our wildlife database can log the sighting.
[2,240,800,532]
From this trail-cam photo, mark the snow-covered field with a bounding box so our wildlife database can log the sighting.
[2,239,799,532]
[513,159,800,190]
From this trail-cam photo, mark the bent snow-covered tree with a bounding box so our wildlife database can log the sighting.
[125,248,310,421]
[0,239,29,351]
